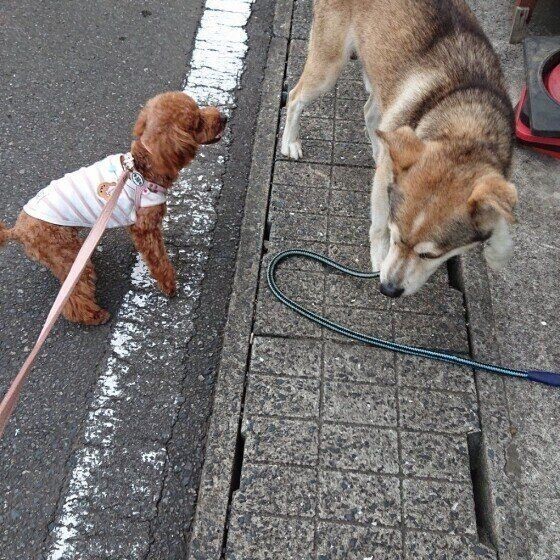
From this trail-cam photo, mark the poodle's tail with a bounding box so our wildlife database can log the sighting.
[0,222,14,247]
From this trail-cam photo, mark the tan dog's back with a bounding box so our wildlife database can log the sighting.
[312,0,499,107]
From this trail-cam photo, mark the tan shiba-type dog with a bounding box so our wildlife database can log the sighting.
[282,0,517,297]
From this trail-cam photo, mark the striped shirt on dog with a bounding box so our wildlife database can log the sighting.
[23,153,166,229]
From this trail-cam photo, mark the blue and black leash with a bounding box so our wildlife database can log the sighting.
[267,249,560,388]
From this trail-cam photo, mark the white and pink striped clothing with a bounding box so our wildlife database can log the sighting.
[23,153,166,229]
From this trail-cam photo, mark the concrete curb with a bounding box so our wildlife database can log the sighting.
[461,230,536,559]
[188,1,294,556]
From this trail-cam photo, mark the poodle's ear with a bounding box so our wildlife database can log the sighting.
[147,124,199,176]
[133,108,148,138]
[197,106,223,144]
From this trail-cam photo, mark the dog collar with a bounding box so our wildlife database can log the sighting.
[122,152,167,206]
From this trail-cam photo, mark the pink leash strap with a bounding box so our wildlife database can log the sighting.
[0,170,130,437]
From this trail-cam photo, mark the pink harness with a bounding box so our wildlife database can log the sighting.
[124,153,168,211]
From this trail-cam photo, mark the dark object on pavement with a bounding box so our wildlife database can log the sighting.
[515,36,560,158]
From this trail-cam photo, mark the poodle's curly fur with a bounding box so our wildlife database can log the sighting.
[0,91,225,325]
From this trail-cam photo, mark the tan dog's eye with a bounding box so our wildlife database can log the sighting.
[417,252,440,260]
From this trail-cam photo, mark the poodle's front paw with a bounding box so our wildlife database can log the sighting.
[158,269,177,297]
[91,309,111,325]
[281,139,303,160]
[65,306,111,326]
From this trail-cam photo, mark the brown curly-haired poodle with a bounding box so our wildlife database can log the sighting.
[0,91,226,325]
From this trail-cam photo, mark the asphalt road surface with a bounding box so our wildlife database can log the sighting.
[0,0,274,557]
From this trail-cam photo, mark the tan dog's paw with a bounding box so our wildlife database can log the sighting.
[484,241,513,271]
[369,226,390,272]
[281,139,303,160]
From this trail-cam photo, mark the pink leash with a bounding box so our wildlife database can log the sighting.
[0,170,130,437]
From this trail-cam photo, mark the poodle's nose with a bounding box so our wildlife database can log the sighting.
[220,114,228,127]
[379,282,404,298]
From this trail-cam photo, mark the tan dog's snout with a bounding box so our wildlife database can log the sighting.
[379,231,447,298]
[379,249,440,298]
[379,281,404,299]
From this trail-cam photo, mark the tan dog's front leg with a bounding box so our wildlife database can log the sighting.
[281,13,350,160]
[370,145,392,271]
[129,205,176,297]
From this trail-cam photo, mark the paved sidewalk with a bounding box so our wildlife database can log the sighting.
[190,0,559,558]
[223,3,489,559]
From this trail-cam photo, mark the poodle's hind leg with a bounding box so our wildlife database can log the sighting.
[14,213,110,325]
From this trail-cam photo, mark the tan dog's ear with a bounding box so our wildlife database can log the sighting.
[468,175,518,227]
[376,127,425,174]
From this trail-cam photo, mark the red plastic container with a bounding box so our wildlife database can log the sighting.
[515,60,560,159]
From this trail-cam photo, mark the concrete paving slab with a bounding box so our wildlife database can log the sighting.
[323,341,396,385]
[400,387,479,434]
[331,165,373,191]
[400,431,472,482]
[404,531,495,560]
[251,336,322,378]
[254,291,323,337]
[318,470,401,526]
[396,354,476,393]
[315,523,402,560]
[271,182,331,214]
[403,479,477,535]
[226,513,315,560]
[323,380,397,425]
[234,463,318,517]
[327,242,372,270]
[320,423,399,473]
[243,416,320,466]
[246,374,321,419]
[273,161,332,189]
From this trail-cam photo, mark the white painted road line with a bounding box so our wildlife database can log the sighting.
[45,1,255,558]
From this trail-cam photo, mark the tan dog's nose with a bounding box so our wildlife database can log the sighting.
[379,282,404,298]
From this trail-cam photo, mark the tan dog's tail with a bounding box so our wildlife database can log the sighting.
[0,222,14,247]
